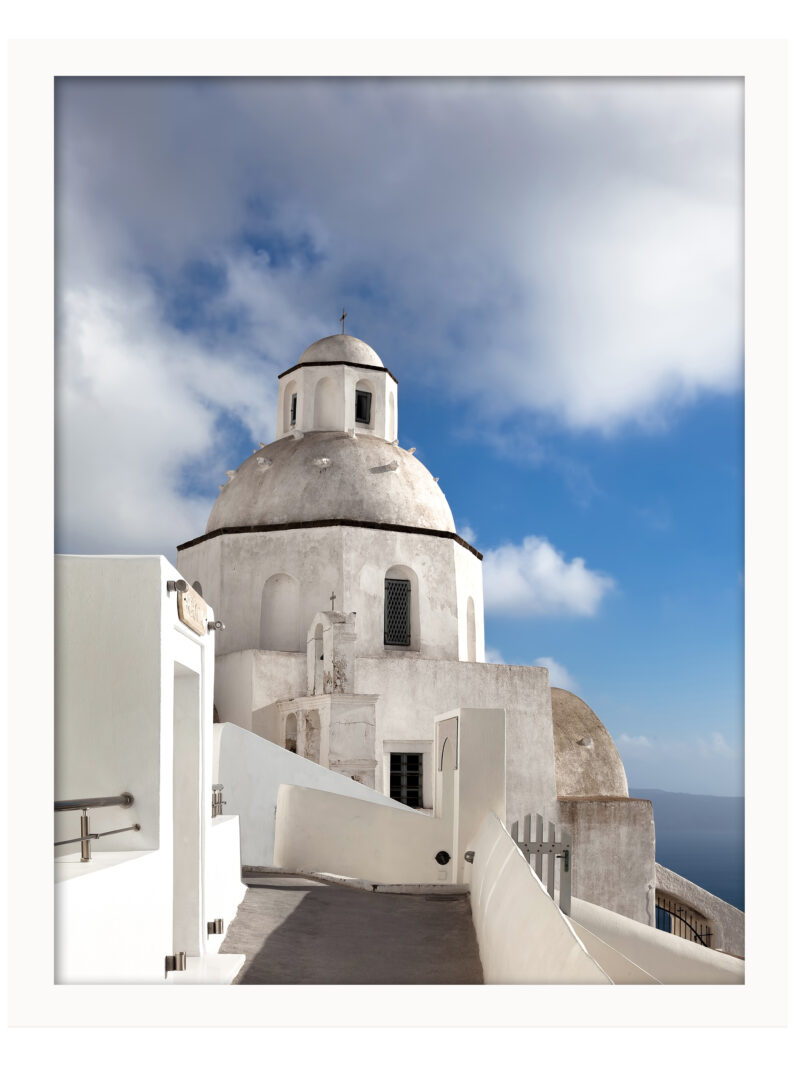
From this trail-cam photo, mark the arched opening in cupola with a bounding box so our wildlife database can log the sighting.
[314,376,338,430]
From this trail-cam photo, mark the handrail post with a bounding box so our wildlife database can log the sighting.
[80,808,91,862]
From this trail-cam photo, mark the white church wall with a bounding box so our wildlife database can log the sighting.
[569,897,744,984]
[453,541,485,661]
[214,722,405,868]
[342,526,461,659]
[355,657,558,826]
[466,813,612,984]
[181,525,470,666]
[276,362,392,441]
[655,862,744,958]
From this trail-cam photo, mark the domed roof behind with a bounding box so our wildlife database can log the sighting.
[206,432,455,534]
[298,334,384,368]
[551,687,629,798]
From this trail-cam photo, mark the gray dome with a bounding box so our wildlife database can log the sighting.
[298,334,383,368]
[551,687,629,798]
[207,432,455,534]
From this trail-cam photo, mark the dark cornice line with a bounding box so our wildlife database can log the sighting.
[278,360,399,384]
[177,518,482,559]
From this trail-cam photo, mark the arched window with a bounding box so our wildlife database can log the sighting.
[314,376,338,429]
[283,380,298,432]
[466,596,476,662]
[384,564,420,651]
[260,573,303,651]
[355,378,373,427]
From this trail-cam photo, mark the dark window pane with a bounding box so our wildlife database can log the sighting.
[389,752,423,808]
[355,389,372,424]
[385,578,411,645]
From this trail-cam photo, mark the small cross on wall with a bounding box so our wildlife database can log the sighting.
[330,591,337,610]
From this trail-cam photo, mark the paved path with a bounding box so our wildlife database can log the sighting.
[220,873,483,984]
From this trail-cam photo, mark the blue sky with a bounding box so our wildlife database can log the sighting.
[55,76,743,795]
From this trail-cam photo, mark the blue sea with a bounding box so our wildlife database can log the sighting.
[630,788,744,912]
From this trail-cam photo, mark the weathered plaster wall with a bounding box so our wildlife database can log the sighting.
[558,796,656,924]
[656,862,744,958]
[551,687,629,797]
[179,526,476,663]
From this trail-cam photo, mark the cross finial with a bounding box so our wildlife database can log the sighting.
[339,307,347,334]
[330,591,337,610]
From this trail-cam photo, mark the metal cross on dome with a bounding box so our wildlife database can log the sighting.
[339,308,347,333]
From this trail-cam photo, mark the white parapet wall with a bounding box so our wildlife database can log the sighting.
[214,722,407,868]
[274,781,455,884]
[465,813,612,984]
[570,897,744,984]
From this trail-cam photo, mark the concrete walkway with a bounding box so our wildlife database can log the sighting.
[219,873,484,984]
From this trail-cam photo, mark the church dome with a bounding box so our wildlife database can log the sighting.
[206,431,456,534]
[551,687,629,798]
[298,334,384,368]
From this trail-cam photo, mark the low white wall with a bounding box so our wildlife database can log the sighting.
[466,813,611,984]
[204,815,247,949]
[655,862,745,958]
[55,850,171,983]
[570,897,744,984]
[214,722,405,868]
[274,782,454,884]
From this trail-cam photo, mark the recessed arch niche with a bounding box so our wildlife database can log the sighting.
[260,572,303,651]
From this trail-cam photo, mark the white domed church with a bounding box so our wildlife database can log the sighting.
[177,332,654,920]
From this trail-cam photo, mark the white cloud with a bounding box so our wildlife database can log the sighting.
[533,657,578,691]
[55,78,742,554]
[617,733,655,750]
[483,535,614,617]
[458,522,477,544]
[484,647,506,664]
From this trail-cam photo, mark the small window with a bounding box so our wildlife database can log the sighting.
[355,389,372,425]
[290,393,297,426]
[389,752,422,808]
[385,578,411,646]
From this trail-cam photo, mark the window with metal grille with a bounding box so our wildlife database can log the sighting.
[355,389,372,424]
[389,752,422,808]
[290,393,297,425]
[384,578,411,645]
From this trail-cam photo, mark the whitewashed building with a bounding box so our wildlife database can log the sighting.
[176,333,659,924]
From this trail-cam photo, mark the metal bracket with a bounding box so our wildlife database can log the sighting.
[165,951,186,978]
[464,851,475,864]
[207,918,224,936]
[166,579,188,594]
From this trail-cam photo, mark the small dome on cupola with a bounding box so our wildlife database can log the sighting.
[298,334,384,368]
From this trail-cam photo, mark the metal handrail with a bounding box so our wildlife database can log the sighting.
[54,792,138,862]
[55,792,133,812]
[55,824,141,847]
